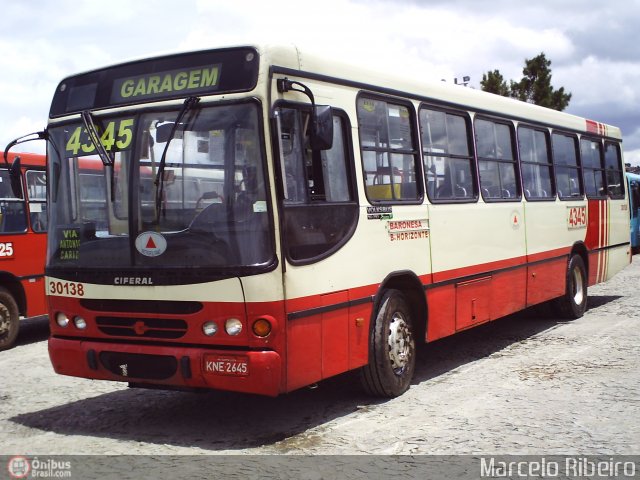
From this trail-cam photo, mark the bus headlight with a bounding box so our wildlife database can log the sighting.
[225,318,242,336]
[252,318,272,338]
[202,321,218,336]
[55,312,70,328]
[73,316,87,329]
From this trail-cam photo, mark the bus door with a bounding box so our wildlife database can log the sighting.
[273,103,361,391]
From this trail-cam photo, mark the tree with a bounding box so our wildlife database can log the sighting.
[480,69,510,97]
[480,53,572,111]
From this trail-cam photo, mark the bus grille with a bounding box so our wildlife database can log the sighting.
[96,317,188,339]
[81,299,202,314]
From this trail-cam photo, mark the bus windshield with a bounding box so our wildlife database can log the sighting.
[46,101,273,278]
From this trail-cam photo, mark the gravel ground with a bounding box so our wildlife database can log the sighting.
[1,257,639,459]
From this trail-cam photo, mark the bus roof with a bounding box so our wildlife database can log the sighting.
[1,151,46,168]
[259,44,622,140]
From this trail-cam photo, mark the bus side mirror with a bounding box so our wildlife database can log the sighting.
[155,123,175,143]
[310,105,333,151]
[9,156,23,199]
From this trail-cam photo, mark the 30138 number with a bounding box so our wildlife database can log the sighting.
[49,280,85,297]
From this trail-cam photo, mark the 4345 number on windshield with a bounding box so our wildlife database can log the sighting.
[65,118,134,155]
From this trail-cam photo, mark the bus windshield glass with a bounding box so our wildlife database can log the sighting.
[46,101,273,276]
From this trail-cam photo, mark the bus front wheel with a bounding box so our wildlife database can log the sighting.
[0,288,19,351]
[360,289,416,397]
[554,254,588,319]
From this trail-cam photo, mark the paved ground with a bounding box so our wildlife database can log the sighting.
[1,257,639,459]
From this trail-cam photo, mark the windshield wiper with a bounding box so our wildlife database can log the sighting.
[155,96,200,221]
[81,111,114,166]
[81,110,119,202]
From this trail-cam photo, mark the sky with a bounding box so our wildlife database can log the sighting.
[2,0,640,165]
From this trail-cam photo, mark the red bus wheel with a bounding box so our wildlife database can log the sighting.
[360,289,416,397]
[554,255,588,319]
[0,288,19,351]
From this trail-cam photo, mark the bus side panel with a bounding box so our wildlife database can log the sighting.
[425,285,456,341]
[285,312,323,391]
[455,276,491,331]
[21,277,47,316]
[285,291,353,391]
[320,290,349,379]
[0,230,47,317]
[525,256,567,306]
[585,199,631,285]
[607,197,632,279]
[428,201,526,332]
[585,199,603,285]
[523,198,578,306]
[490,268,527,319]
[347,286,373,370]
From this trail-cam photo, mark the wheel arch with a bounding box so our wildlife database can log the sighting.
[570,242,589,278]
[372,270,427,344]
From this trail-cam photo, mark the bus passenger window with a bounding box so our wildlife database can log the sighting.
[552,133,583,199]
[357,97,420,202]
[580,138,605,198]
[475,118,519,201]
[420,107,475,202]
[604,142,624,199]
[0,169,27,233]
[518,126,554,200]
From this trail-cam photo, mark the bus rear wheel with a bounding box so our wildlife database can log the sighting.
[360,289,416,397]
[554,254,588,319]
[0,288,19,351]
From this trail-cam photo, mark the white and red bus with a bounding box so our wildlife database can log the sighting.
[0,151,47,350]
[17,45,629,396]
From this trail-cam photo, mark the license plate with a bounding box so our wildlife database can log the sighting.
[203,354,249,376]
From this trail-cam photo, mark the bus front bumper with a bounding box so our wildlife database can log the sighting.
[48,337,282,397]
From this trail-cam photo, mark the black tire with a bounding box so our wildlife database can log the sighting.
[554,254,588,319]
[0,288,20,351]
[360,289,416,397]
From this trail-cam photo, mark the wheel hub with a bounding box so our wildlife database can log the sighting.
[388,312,413,374]
[572,266,584,305]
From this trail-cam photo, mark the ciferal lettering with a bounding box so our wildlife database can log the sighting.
[114,277,153,285]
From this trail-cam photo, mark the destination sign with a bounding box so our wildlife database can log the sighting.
[49,46,259,117]
[111,65,221,103]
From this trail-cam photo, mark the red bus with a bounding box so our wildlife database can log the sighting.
[9,45,630,396]
[0,151,47,350]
